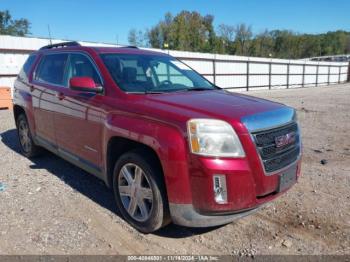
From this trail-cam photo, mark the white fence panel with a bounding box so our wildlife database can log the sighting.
[329,75,339,83]
[340,74,347,82]
[289,75,303,88]
[304,75,317,85]
[216,62,246,74]
[0,76,16,87]
[0,35,348,92]
[249,75,269,87]
[271,75,287,86]
[203,75,214,82]
[318,66,329,74]
[318,74,328,84]
[271,64,287,74]
[182,60,213,75]
[305,66,317,74]
[216,75,246,88]
[0,53,28,75]
[289,65,303,74]
[249,63,269,74]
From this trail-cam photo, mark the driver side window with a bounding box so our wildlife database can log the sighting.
[65,53,102,87]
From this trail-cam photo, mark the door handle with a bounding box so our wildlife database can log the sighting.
[55,92,65,100]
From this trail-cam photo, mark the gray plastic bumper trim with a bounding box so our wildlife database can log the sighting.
[169,203,265,227]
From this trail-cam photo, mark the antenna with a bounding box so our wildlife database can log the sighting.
[47,25,52,45]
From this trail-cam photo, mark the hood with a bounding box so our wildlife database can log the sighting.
[142,89,286,124]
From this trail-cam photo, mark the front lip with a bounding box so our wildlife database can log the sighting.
[169,203,267,227]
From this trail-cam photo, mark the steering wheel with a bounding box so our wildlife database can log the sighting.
[159,80,173,86]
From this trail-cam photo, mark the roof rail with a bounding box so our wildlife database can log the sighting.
[39,41,81,50]
[122,45,138,49]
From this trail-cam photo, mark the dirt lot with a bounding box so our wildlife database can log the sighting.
[0,84,349,255]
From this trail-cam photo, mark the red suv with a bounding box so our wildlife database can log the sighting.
[13,42,302,233]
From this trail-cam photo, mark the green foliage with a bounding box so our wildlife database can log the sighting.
[146,11,216,52]
[0,10,30,36]
[129,11,350,59]
[234,24,252,56]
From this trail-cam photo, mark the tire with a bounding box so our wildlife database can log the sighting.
[113,149,170,233]
[16,114,41,158]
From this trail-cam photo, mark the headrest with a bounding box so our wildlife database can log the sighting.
[122,67,137,83]
[75,62,94,77]
[104,57,121,75]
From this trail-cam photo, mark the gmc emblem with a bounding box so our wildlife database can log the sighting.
[275,132,296,148]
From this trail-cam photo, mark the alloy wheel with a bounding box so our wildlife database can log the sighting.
[18,119,31,153]
[118,163,154,222]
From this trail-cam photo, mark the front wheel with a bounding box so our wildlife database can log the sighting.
[113,149,170,233]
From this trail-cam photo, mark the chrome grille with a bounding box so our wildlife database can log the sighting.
[252,122,300,174]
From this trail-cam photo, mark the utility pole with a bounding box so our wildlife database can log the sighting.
[47,25,52,45]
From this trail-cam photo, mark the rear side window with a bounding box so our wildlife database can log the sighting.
[35,53,68,86]
[18,54,37,80]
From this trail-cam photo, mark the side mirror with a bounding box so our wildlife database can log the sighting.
[69,77,103,93]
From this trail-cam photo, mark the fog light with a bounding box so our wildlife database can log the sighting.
[213,175,228,204]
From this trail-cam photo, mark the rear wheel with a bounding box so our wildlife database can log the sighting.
[113,149,169,233]
[16,114,40,158]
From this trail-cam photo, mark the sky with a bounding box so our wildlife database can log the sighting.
[1,0,350,45]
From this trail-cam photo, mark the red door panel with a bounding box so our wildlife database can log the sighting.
[53,89,103,169]
[31,82,57,144]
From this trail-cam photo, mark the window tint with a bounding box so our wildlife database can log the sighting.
[65,53,101,86]
[18,54,37,80]
[35,53,68,85]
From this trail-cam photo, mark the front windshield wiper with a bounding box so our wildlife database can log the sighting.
[125,90,166,94]
[146,89,185,94]
[186,87,215,91]
[147,87,214,93]
[145,90,166,94]
[126,87,217,94]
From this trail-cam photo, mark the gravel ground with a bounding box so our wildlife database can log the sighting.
[0,83,349,255]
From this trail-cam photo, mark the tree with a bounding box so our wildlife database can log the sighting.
[128,29,137,46]
[131,10,350,59]
[346,37,350,54]
[0,10,30,36]
[128,28,146,47]
[146,11,218,52]
[251,30,274,57]
[233,23,252,56]
[217,24,236,54]
[202,15,216,52]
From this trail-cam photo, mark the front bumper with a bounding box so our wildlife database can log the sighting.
[169,157,301,226]
[166,107,302,227]
[169,203,266,227]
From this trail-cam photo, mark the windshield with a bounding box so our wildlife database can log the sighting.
[100,53,216,93]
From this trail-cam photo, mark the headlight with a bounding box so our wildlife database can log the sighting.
[187,119,245,157]
[293,109,298,121]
